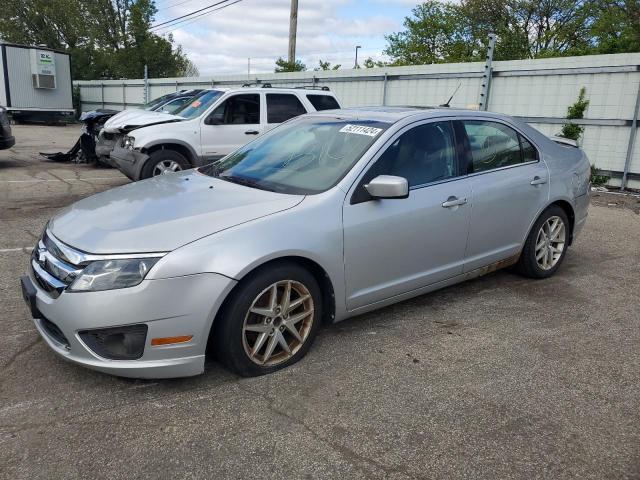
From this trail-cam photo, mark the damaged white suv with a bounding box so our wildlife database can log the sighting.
[104,85,341,181]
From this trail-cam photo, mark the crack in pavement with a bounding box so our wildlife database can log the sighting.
[234,381,417,480]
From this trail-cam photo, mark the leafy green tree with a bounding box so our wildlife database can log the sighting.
[363,57,388,68]
[0,0,192,80]
[315,60,341,71]
[275,57,307,72]
[384,1,475,65]
[383,0,638,65]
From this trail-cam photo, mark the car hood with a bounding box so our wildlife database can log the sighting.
[49,171,304,254]
[103,110,184,133]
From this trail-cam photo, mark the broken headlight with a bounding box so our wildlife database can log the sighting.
[68,258,161,292]
[122,135,136,150]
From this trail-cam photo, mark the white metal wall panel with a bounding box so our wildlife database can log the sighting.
[75,53,640,182]
[5,46,72,110]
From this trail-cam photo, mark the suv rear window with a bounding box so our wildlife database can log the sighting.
[266,94,307,123]
[307,95,340,111]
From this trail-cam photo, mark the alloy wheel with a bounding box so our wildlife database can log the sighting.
[242,280,315,366]
[535,215,566,270]
[152,160,182,176]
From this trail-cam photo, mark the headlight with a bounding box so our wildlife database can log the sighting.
[69,257,160,292]
[122,135,136,150]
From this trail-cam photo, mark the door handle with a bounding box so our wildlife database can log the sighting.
[245,130,259,135]
[530,176,547,186]
[442,196,467,208]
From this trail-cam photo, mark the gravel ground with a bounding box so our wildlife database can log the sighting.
[1,125,639,480]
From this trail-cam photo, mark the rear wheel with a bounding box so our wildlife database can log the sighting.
[141,149,189,179]
[515,205,569,279]
[214,262,322,377]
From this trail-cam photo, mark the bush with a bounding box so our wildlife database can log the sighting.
[590,165,609,186]
[560,87,589,141]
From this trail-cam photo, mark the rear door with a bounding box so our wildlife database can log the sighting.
[459,119,549,271]
[200,93,263,160]
[264,93,308,133]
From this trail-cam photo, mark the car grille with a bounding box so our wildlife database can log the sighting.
[31,231,83,298]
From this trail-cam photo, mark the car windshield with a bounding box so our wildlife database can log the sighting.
[198,116,390,195]
[175,90,224,119]
[141,93,178,111]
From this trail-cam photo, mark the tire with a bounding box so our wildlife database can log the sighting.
[213,262,322,377]
[515,205,570,279]
[140,149,189,180]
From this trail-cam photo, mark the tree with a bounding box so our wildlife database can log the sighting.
[363,57,387,68]
[384,1,475,65]
[315,60,340,71]
[382,0,639,65]
[275,57,306,72]
[0,0,193,80]
[179,58,200,77]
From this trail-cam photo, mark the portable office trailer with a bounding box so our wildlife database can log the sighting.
[0,43,74,123]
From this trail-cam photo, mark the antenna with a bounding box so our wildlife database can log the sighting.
[440,83,461,107]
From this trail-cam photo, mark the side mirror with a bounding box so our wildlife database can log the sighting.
[364,175,409,199]
[205,116,223,125]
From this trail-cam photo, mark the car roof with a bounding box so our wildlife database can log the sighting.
[306,106,515,124]
[198,86,335,95]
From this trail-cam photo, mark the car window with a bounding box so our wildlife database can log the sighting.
[159,97,191,114]
[521,135,538,162]
[306,94,340,111]
[199,117,390,195]
[266,94,307,123]
[367,121,458,188]
[176,90,224,119]
[207,94,261,125]
[462,120,527,173]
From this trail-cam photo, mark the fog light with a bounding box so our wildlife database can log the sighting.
[79,324,148,360]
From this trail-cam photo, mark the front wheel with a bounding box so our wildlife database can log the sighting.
[213,262,322,377]
[141,149,189,180]
[515,205,570,279]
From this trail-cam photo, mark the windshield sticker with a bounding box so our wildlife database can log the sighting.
[190,100,202,108]
[339,124,383,137]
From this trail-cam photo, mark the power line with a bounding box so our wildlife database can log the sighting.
[150,0,232,30]
[154,0,243,34]
[156,0,200,12]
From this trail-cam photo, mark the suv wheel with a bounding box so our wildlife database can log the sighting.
[141,149,189,179]
[213,262,322,377]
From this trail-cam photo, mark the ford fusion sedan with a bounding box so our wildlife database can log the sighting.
[21,107,590,378]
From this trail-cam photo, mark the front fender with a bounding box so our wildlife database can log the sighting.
[148,192,349,320]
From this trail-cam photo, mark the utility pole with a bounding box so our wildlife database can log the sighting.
[247,58,251,79]
[354,45,361,69]
[288,0,298,65]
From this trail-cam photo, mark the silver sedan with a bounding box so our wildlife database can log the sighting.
[21,107,590,378]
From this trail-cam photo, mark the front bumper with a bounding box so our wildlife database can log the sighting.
[21,270,236,379]
[111,144,149,181]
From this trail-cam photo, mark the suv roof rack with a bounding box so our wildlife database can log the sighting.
[242,82,272,88]
[294,85,330,91]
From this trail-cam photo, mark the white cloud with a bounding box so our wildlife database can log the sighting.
[154,0,400,75]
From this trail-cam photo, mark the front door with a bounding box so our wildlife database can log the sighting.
[200,93,263,161]
[458,119,550,271]
[343,120,472,310]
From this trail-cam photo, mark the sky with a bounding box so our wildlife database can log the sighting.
[151,0,419,76]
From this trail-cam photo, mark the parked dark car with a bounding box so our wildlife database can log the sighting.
[0,106,15,150]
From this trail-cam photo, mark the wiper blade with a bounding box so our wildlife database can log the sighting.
[219,174,275,192]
